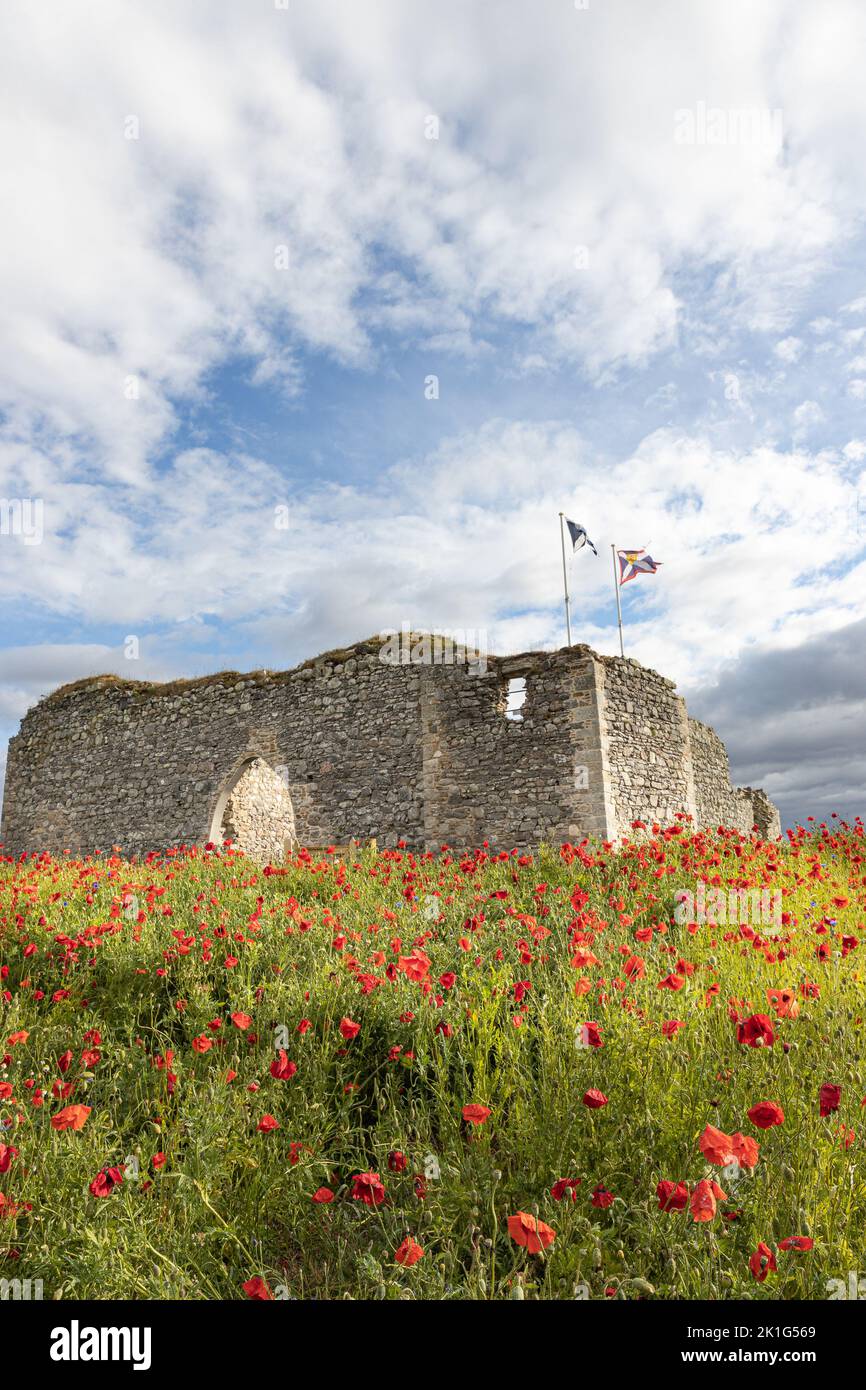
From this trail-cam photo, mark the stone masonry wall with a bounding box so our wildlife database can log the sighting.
[688,718,751,831]
[219,757,297,862]
[419,646,610,849]
[597,656,697,834]
[0,639,425,857]
[0,636,781,858]
[688,718,782,840]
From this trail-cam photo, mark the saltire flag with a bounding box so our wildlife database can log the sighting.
[565,519,597,556]
[617,548,662,585]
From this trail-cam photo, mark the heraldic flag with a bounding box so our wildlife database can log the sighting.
[617,548,662,584]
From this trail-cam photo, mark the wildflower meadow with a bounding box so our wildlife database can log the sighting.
[0,816,864,1302]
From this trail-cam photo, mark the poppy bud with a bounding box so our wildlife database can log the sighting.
[629,1278,655,1295]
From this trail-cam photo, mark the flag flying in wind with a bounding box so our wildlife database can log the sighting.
[617,548,662,585]
[565,519,598,556]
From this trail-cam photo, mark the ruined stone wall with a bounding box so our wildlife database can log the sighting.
[0,640,426,857]
[419,647,610,850]
[597,656,697,835]
[687,718,750,831]
[688,719,782,840]
[219,757,297,862]
[0,636,780,859]
[736,786,782,841]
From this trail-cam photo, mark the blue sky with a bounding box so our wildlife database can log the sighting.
[1,0,866,829]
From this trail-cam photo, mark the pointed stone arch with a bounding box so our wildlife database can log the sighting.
[207,754,296,862]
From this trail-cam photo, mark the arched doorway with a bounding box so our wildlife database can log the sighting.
[207,757,296,862]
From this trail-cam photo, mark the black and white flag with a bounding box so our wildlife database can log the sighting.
[565,519,598,556]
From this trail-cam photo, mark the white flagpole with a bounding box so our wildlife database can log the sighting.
[558,512,572,646]
[611,544,624,657]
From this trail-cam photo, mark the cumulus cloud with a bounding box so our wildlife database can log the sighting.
[2,0,866,827]
[1,0,863,474]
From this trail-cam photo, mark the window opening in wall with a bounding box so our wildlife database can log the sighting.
[505,676,527,721]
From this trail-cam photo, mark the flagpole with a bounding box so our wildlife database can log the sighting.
[558,512,572,646]
[611,544,624,657]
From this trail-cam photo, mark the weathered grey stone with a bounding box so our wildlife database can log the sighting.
[0,636,780,859]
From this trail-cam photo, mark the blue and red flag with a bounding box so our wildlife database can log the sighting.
[617,548,662,585]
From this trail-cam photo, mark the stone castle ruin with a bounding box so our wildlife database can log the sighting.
[0,635,780,860]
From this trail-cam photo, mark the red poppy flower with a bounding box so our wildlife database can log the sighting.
[591,1184,614,1209]
[387,1150,408,1172]
[657,973,685,991]
[243,1276,274,1300]
[231,1012,252,1030]
[699,1123,735,1165]
[582,1089,608,1109]
[507,1211,556,1252]
[656,1180,689,1211]
[551,1177,581,1202]
[730,1132,760,1170]
[270,1050,297,1080]
[747,1101,785,1129]
[736,1014,775,1047]
[311,1187,335,1204]
[351,1171,386,1206]
[690,1179,718,1223]
[779,1236,814,1252]
[50,1104,91,1131]
[820,1083,841,1117]
[397,949,431,982]
[339,1017,361,1040]
[89,1166,124,1198]
[394,1236,424,1266]
[749,1242,777,1282]
[0,1144,19,1174]
[462,1103,491,1125]
[257,1114,280,1133]
[767,988,799,1019]
[192,1035,213,1053]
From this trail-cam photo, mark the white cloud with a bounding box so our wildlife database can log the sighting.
[2,420,863,688]
[1,0,864,480]
[792,399,825,432]
[774,336,804,362]
[3,0,866,827]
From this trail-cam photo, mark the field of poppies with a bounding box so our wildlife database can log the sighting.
[0,815,864,1301]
